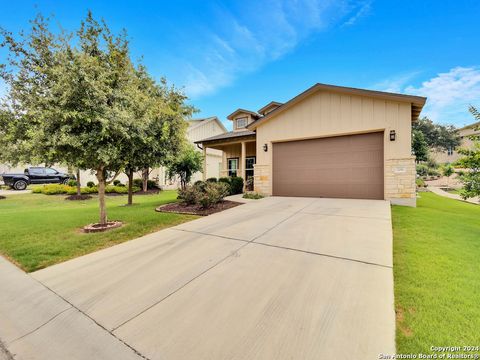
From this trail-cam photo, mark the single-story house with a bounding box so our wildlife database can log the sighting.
[431,121,480,164]
[196,83,426,207]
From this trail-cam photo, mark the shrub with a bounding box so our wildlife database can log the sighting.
[427,168,440,177]
[31,186,43,194]
[67,179,77,187]
[415,178,426,188]
[243,192,264,199]
[87,181,95,188]
[132,178,158,190]
[218,177,230,185]
[416,164,429,177]
[206,177,217,183]
[198,182,230,209]
[178,186,201,205]
[113,179,123,186]
[229,176,244,195]
[193,180,207,192]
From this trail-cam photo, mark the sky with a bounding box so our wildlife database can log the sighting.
[1,0,479,130]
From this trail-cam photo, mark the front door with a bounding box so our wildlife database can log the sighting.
[227,158,239,177]
[245,156,256,190]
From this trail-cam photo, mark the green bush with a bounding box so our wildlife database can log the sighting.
[31,186,43,194]
[67,179,77,187]
[243,192,264,199]
[32,184,137,195]
[178,186,200,205]
[206,177,217,183]
[132,178,158,190]
[87,181,95,188]
[416,164,429,177]
[229,176,244,195]
[113,179,123,186]
[427,168,440,177]
[218,177,230,186]
[415,178,426,188]
[198,182,229,208]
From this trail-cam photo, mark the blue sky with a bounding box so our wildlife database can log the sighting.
[1,0,480,129]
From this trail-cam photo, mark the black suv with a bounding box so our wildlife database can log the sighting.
[0,167,73,190]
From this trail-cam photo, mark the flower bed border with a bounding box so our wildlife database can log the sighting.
[156,200,242,216]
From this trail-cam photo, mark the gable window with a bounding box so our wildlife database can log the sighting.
[227,158,239,177]
[235,117,248,129]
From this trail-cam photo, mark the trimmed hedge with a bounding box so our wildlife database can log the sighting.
[32,184,140,195]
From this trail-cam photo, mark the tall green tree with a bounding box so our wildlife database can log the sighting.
[412,129,429,163]
[457,106,480,200]
[167,144,203,190]
[413,116,461,151]
[0,13,161,225]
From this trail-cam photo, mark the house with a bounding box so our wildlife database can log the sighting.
[0,117,226,188]
[431,121,480,164]
[196,83,426,206]
[154,117,227,188]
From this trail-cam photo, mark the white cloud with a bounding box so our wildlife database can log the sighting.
[373,71,420,93]
[406,67,480,126]
[343,1,372,26]
[180,0,372,98]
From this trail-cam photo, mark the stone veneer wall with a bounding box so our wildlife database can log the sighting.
[385,157,417,207]
[253,164,271,195]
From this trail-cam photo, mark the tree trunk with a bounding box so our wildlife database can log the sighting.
[76,169,81,196]
[142,168,149,192]
[127,168,134,206]
[96,169,107,225]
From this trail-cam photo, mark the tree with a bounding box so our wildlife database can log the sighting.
[0,13,148,225]
[167,144,203,190]
[122,67,191,205]
[412,129,429,163]
[442,164,454,188]
[413,117,461,151]
[457,106,480,200]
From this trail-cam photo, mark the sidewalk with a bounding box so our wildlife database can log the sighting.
[428,186,479,205]
[0,256,143,360]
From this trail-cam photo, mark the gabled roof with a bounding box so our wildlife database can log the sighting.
[226,108,260,120]
[247,83,427,130]
[458,121,480,131]
[195,130,256,144]
[188,116,227,132]
[257,101,283,115]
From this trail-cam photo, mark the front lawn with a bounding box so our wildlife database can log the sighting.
[0,191,197,272]
[392,192,480,354]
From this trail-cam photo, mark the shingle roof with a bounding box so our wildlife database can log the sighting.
[195,130,256,143]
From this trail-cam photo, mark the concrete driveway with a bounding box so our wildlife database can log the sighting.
[22,196,393,359]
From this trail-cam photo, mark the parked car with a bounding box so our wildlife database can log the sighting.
[0,167,74,190]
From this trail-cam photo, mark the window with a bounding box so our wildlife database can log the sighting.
[235,117,247,129]
[29,168,44,175]
[447,147,454,156]
[45,168,58,175]
[227,158,239,177]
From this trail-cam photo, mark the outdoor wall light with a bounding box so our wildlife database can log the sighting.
[263,143,268,152]
[390,130,396,141]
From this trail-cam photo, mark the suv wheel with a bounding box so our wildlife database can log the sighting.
[14,180,28,190]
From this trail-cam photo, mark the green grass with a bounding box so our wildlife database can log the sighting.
[392,192,480,353]
[0,191,197,272]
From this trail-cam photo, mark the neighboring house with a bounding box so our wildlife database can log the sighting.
[431,121,480,164]
[1,117,226,188]
[154,117,227,188]
[196,83,426,206]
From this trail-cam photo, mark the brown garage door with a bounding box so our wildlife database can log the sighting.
[272,132,384,199]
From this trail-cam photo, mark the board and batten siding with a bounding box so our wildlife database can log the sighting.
[254,89,415,204]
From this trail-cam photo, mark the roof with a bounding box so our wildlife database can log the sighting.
[226,109,260,120]
[187,116,227,133]
[458,121,480,131]
[195,130,256,144]
[247,83,427,130]
[257,101,283,115]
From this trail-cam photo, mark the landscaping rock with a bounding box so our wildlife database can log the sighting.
[82,221,122,233]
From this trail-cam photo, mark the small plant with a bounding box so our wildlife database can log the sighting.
[243,192,264,199]
[113,179,123,186]
[67,179,77,187]
[198,182,229,208]
[178,186,201,205]
[229,176,244,195]
[206,177,217,183]
[416,164,429,177]
[415,178,426,188]
[87,181,95,188]
[132,178,158,190]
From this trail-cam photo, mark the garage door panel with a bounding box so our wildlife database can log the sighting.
[272,132,384,199]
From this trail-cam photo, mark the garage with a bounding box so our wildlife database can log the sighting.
[272,132,384,199]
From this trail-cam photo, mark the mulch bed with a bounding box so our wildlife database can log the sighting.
[156,200,242,216]
[65,194,93,201]
[82,220,123,233]
[105,189,160,197]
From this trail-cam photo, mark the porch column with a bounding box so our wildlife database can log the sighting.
[222,150,227,178]
[240,141,246,189]
[202,146,207,181]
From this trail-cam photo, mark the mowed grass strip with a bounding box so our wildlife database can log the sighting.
[392,192,480,353]
[0,191,197,272]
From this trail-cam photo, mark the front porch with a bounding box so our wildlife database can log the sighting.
[197,131,256,191]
